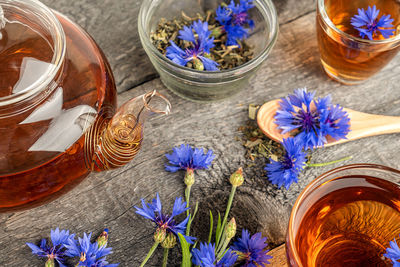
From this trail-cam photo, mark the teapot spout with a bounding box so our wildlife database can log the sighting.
[84,90,171,171]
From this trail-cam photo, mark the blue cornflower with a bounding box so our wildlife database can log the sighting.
[65,232,118,267]
[232,229,272,267]
[274,88,350,150]
[384,236,400,266]
[166,20,218,71]
[134,193,195,244]
[319,103,351,142]
[165,144,215,173]
[216,0,254,46]
[228,0,254,27]
[192,242,238,267]
[26,228,74,267]
[264,138,307,190]
[351,5,395,40]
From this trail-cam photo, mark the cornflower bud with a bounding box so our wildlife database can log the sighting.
[45,258,55,267]
[193,58,204,71]
[161,232,177,249]
[229,167,244,187]
[226,218,237,239]
[184,169,195,187]
[154,228,167,243]
[97,228,109,248]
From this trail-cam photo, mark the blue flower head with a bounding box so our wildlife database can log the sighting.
[384,235,400,266]
[65,233,118,267]
[165,144,215,172]
[26,228,74,267]
[350,5,395,40]
[166,20,218,71]
[192,242,238,267]
[65,232,118,267]
[264,138,307,190]
[134,193,195,244]
[232,229,272,267]
[274,88,350,150]
[216,0,255,46]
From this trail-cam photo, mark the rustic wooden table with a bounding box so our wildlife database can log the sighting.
[1,0,400,266]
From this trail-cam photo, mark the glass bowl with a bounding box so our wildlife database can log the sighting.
[286,164,400,266]
[138,0,278,102]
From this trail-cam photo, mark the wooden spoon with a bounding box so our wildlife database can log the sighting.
[257,99,400,147]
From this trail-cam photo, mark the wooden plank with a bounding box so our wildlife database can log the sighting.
[270,244,289,267]
[1,4,400,267]
[41,0,316,92]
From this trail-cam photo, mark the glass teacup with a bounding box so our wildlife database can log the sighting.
[316,0,400,84]
[286,164,400,266]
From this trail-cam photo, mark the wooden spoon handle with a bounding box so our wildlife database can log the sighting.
[345,108,400,141]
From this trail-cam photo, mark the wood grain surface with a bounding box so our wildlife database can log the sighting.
[1,0,400,266]
[269,244,289,267]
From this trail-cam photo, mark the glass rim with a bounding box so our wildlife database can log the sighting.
[287,163,400,266]
[0,0,66,107]
[138,0,279,78]
[317,0,400,44]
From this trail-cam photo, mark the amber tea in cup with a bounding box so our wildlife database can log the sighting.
[286,164,400,267]
[317,0,400,84]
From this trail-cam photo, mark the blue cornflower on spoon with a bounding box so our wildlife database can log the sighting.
[264,138,307,190]
[266,89,352,189]
[192,242,238,267]
[216,0,255,46]
[26,228,74,267]
[65,232,118,267]
[232,229,272,266]
[166,20,218,71]
[351,5,395,40]
[384,235,400,266]
[274,88,350,150]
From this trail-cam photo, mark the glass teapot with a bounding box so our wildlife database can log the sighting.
[0,0,171,211]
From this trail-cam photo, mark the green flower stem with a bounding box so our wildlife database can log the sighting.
[162,248,169,267]
[306,156,352,167]
[216,185,237,248]
[186,201,198,236]
[208,210,214,244]
[140,242,159,267]
[216,229,226,252]
[217,238,231,260]
[185,185,192,217]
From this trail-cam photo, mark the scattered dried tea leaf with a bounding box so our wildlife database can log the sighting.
[248,104,259,120]
[239,119,285,163]
[238,104,312,169]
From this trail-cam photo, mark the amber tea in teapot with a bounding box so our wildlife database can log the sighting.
[0,0,171,211]
[0,21,52,97]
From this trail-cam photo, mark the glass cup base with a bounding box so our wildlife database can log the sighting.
[321,60,366,85]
